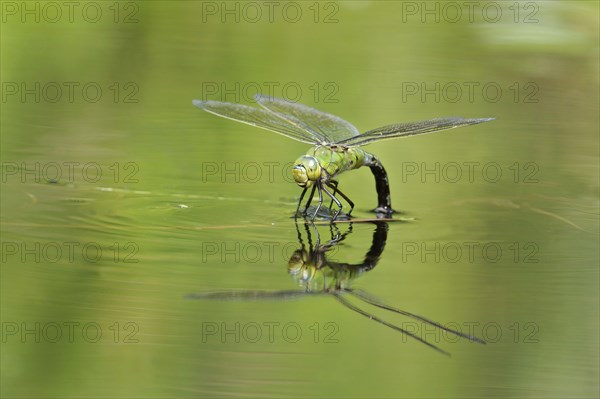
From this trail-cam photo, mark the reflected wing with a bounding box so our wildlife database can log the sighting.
[185,290,325,301]
[347,289,486,344]
[333,293,451,356]
[338,117,495,147]
[193,99,322,145]
[255,94,360,144]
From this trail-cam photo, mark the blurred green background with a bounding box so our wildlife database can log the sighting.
[1,1,598,398]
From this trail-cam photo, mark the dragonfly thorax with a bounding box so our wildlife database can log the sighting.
[292,155,321,187]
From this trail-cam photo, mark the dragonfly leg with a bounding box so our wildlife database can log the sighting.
[306,221,320,246]
[326,182,354,217]
[322,184,343,220]
[327,180,339,210]
[329,222,341,241]
[311,183,324,221]
[295,187,308,220]
[303,185,317,216]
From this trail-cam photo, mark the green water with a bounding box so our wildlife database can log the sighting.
[1,1,598,398]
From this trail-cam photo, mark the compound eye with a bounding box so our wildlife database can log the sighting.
[292,165,308,186]
[304,157,321,180]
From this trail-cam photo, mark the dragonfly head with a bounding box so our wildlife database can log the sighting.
[292,156,321,187]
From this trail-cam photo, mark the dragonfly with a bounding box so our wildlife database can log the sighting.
[193,94,494,221]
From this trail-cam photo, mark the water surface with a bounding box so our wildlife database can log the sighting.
[1,2,598,398]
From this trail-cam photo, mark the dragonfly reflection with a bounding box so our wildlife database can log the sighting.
[188,222,485,356]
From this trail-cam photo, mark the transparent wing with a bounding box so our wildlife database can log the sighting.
[193,99,322,145]
[338,117,495,147]
[255,94,360,144]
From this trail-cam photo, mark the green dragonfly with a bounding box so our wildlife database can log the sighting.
[193,94,494,220]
